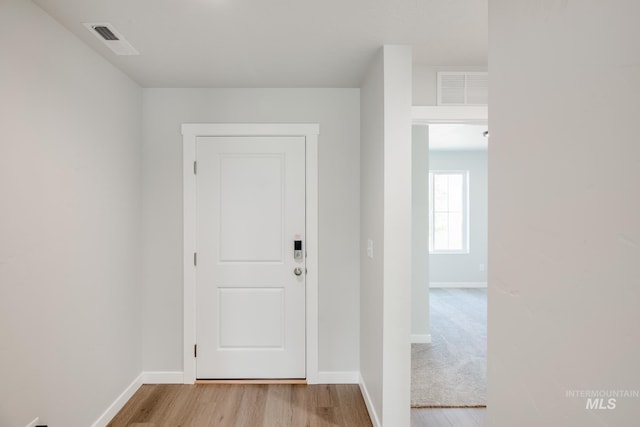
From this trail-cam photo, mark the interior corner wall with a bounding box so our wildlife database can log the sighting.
[489,1,640,426]
[411,126,429,338]
[141,88,361,376]
[360,45,412,427]
[0,1,143,427]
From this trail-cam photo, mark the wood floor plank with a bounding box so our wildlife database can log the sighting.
[107,385,156,426]
[163,384,200,426]
[315,384,334,408]
[108,383,373,427]
[289,384,313,426]
[412,408,454,427]
[238,385,269,426]
[188,385,222,426]
[144,384,184,425]
[211,384,244,427]
[262,384,293,426]
[410,407,486,427]
[337,385,373,427]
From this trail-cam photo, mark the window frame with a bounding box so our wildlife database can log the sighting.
[428,169,470,254]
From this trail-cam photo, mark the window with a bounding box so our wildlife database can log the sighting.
[429,171,469,253]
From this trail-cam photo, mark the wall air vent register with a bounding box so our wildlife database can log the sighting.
[437,72,488,106]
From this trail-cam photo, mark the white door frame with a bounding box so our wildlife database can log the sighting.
[182,123,320,384]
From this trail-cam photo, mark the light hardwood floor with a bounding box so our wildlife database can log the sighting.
[107,383,485,427]
[411,407,486,427]
[107,384,372,427]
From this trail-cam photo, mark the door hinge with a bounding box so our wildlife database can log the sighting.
[194,252,197,266]
[194,344,197,358]
[193,161,197,175]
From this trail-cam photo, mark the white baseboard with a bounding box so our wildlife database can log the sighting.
[142,371,185,384]
[25,417,39,427]
[91,371,185,427]
[411,334,432,344]
[316,371,360,384]
[430,282,487,288]
[91,373,143,427]
[359,374,381,427]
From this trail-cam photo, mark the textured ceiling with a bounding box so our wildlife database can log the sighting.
[34,0,487,87]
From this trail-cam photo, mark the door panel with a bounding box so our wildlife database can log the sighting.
[196,136,305,379]
[218,288,284,348]
[219,154,284,262]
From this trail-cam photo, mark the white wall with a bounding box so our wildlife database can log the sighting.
[0,1,143,426]
[360,49,385,424]
[413,65,487,106]
[429,150,488,285]
[411,126,429,338]
[381,46,413,427]
[360,45,412,427]
[489,1,640,425]
[141,89,361,375]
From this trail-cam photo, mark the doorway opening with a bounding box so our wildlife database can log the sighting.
[411,107,488,411]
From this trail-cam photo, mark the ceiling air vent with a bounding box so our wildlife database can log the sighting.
[93,26,119,41]
[437,72,488,106]
[83,23,139,56]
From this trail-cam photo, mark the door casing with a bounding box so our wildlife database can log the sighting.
[182,123,320,384]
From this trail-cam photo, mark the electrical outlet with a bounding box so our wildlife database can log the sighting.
[367,239,374,259]
[479,263,486,272]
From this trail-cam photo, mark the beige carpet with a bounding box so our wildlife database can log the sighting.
[411,288,487,408]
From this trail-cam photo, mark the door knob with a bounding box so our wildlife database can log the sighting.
[294,267,303,276]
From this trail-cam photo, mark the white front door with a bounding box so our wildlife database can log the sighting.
[195,136,306,379]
